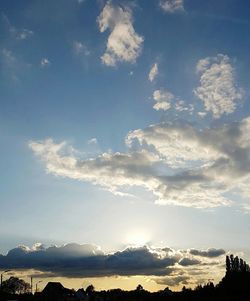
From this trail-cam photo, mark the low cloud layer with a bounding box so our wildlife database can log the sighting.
[97,1,143,66]
[0,243,225,281]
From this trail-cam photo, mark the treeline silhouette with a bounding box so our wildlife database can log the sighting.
[1,254,250,301]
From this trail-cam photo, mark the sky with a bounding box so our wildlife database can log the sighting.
[1,0,250,292]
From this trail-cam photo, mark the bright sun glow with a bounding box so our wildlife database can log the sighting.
[125,230,151,246]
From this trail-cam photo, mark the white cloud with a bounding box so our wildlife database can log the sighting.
[197,111,207,118]
[40,58,50,68]
[16,29,33,40]
[194,54,243,119]
[152,89,193,114]
[153,89,173,111]
[29,94,250,210]
[97,1,143,66]
[148,63,158,82]
[73,41,90,56]
[175,100,194,113]
[87,138,98,145]
[159,0,184,13]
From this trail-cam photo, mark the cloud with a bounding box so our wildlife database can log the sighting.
[153,89,173,111]
[29,138,159,197]
[97,0,143,66]
[126,117,250,208]
[179,258,201,266]
[40,58,51,68]
[149,63,158,82]
[0,48,30,82]
[29,116,250,209]
[194,54,243,119]
[87,138,98,145]
[155,275,190,286]
[0,244,178,278]
[152,89,193,114]
[159,0,184,13]
[73,41,90,56]
[0,243,225,281]
[1,13,33,40]
[190,248,226,258]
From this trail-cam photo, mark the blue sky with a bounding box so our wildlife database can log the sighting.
[1,0,250,290]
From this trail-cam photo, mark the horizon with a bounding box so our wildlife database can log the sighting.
[1,0,250,292]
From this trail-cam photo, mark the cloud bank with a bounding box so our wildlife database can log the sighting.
[0,243,225,282]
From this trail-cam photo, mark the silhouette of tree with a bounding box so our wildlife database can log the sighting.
[234,256,239,271]
[1,277,30,294]
[226,255,231,273]
[136,284,143,291]
[86,284,95,295]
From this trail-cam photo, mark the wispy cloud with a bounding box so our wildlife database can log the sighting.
[73,40,90,56]
[97,0,143,66]
[1,13,33,40]
[159,0,184,13]
[148,63,158,82]
[0,48,30,82]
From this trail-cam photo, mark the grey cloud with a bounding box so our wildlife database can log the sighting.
[155,275,190,286]
[126,117,250,208]
[190,248,226,258]
[30,117,250,209]
[0,244,180,278]
[178,258,201,266]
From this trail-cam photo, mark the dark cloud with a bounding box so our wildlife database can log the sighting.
[155,275,190,286]
[178,258,201,266]
[190,248,225,258]
[0,244,180,278]
[0,243,226,279]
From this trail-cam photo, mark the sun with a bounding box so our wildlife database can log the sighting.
[125,230,151,246]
